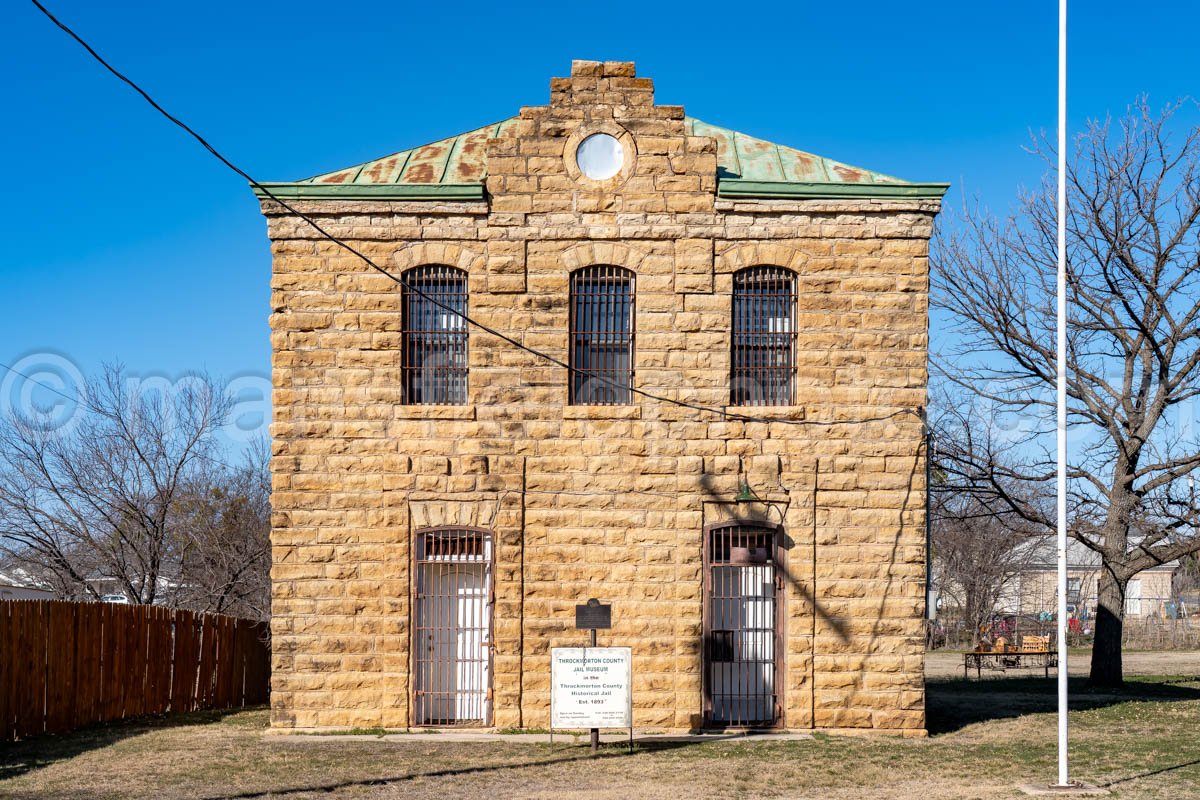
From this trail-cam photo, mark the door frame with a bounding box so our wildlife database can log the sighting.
[701,520,785,729]
[410,525,495,727]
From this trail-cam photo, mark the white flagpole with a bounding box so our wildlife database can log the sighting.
[1056,0,1070,788]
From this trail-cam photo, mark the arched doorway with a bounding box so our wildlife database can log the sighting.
[702,521,782,727]
[413,527,493,725]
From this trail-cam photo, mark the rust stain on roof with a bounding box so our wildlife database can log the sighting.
[400,142,449,184]
[446,128,492,183]
[313,167,358,184]
[734,133,786,183]
[358,154,407,184]
[401,163,436,184]
[779,149,826,182]
[830,163,870,183]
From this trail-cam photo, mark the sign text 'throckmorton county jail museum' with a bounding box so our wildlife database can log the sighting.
[551,647,632,729]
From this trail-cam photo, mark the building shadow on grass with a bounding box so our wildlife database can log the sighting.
[0,707,258,783]
[926,674,1200,735]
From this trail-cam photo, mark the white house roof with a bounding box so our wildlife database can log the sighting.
[1019,536,1179,571]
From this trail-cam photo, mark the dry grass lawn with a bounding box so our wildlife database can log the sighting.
[2,655,1200,799]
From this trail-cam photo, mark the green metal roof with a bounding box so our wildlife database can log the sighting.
[253,116,947,201]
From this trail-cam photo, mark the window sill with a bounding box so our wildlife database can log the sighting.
[563,406,642,420]
[394,405,477,420]
[723,405,807,421]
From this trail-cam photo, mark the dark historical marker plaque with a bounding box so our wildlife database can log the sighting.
[575,598,612,630]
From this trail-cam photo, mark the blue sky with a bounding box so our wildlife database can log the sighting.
[1,0,1197,442]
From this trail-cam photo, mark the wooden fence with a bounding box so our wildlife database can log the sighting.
[0,600,269,741]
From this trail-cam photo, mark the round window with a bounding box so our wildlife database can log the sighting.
[575,133,624,180]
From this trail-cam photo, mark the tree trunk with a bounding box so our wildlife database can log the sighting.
[1087,569,1126,688]
[965,588,987,649]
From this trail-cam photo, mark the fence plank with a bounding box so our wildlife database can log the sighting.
[172,610,197,713]
[10,603,24,739]
[102,602,118,721]
[16,601,47,739]
[197,614,216,710]
[127,604,146,719]
[70,602,88,730]
[75,603,88,730]
[0,603,11,740]
[217,615,235,709]
[159,607,173,713]
[45,602,72,734]
[75,602,101,729]
[145,607,166,715]
[252,621,270,706]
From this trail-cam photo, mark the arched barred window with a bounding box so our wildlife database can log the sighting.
[401,265,468,404]
[731,266,797,406]
[569,265,635,405]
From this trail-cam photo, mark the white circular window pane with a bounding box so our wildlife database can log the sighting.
[576,133,624,180]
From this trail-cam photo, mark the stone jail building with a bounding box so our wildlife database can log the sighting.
[258,61,945,734]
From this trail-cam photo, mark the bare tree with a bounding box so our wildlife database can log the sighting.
[0,364,233,605]
[1174,552,1200,609]
[173,440,271,620]
[931,398,1044,647]
[933,98,1200,686]
[932,509,1035,649]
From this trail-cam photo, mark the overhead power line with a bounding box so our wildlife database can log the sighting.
[29,0,920,430]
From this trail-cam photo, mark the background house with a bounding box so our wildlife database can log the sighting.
[0,569,56,601]
[1001,538,1179,621]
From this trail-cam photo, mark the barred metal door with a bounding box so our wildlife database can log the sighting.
[414,528,493,726]
[703,523,781,727]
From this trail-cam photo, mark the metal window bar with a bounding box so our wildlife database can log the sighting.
[703,523,780,727]
[402,265,469,405]
[731,266,797,406]
[569,265,635,405]
[414,527,493,726]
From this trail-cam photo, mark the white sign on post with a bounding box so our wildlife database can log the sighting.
[550,646,632,729]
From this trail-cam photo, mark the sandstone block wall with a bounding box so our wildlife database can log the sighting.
[264,60,937,733]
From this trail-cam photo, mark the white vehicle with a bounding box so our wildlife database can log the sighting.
[99,594,130,604]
